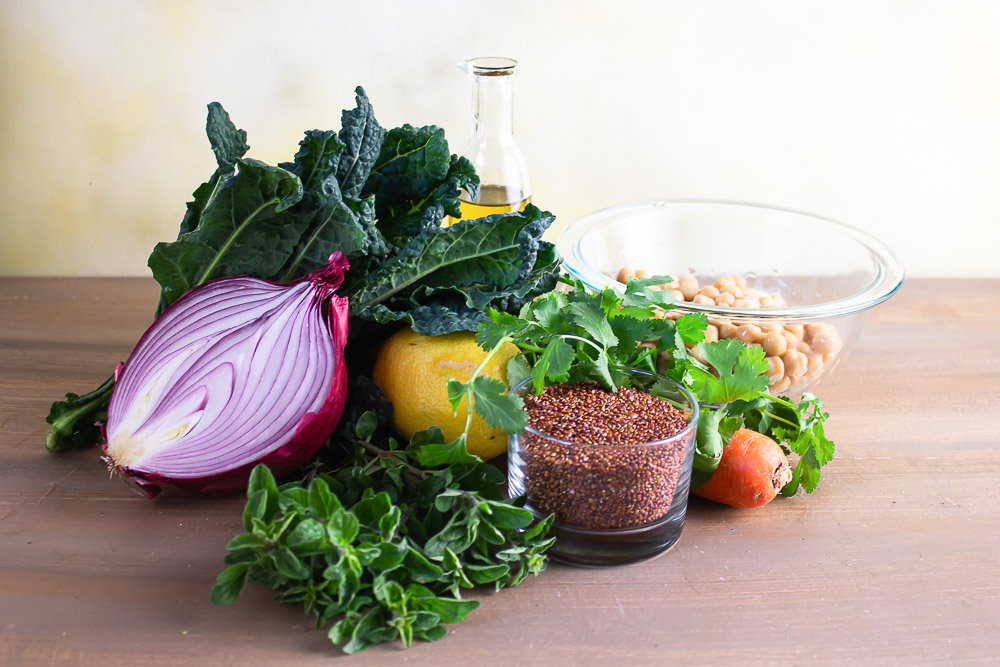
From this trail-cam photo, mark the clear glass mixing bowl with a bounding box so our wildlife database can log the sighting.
[557,200,904,397]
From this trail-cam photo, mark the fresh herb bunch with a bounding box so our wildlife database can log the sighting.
[476,274,708,393]
[213,415,554,655]
[46,88,560,452]
[472,275,835,496]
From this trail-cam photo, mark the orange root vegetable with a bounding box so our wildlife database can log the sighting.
[693,428,793,508]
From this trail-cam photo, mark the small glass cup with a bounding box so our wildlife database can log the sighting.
[508,369,699,567]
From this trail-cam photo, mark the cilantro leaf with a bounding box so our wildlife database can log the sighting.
[531,337,575,394]
[476,308,528,350]
[565,300,619,348]
[675,312,708,346]
[688,339,769,404]
[620,275,675,309]
[468,376,527,434]
[410,432,481,467]
[529,291,568,331]
[607,315,655,360]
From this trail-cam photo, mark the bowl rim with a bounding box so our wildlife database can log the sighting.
[557,199,906,322]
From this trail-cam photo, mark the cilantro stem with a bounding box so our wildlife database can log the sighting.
[558,334,605,357]
[470,336,514,386]
[760,410,798,429]
[459,335,514,435]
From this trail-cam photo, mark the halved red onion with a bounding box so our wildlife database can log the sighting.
[103,254,350,497]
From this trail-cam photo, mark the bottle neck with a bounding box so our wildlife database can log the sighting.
[471,76,515,141]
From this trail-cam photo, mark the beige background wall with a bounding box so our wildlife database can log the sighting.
[1,0,997,278]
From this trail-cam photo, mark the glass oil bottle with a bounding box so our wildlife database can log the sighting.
[448,57,531,224]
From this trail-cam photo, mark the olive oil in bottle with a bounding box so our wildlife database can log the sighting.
[447,57,531,227]
[449,185,531,225]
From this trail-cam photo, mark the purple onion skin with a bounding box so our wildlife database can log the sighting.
[102,255,350,498]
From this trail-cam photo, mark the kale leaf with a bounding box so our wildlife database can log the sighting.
[349,205,556,335]
[147,158,307,308]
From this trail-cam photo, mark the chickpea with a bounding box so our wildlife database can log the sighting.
[762,322,785,335]
[782,330,799,349]
[786,323,805,340]
[714,275,737,289]
[807,352,825,377]
[761,331,787,356]
[735,323,764,344]
[804,323,826,342]
[742,287,759,300]
[666,279,680,290]
[616,267,633,283]
[796,339,812,354]
[781,349,808,379]
[703,323,719,344]
[758,295,777,308]
[771,376,792,394]
[678,275,700,300]
[810,331,843,356]
[718,322,739,339]
[765,355,785,383]
[733,274,747,288]
[635,269,648,278]
[772,294,788,308]
[716,292,736,307]
[732,297,755,308]
[692,294,715,306]
[721,284,744,299]
[699,285,720,299]
[671,289,685,302]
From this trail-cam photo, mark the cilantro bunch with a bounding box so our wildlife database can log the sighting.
[685,339,835,493]
[473,275,835,496]
[476,275,707,393]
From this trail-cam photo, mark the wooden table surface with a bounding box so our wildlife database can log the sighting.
[1,277,998,665]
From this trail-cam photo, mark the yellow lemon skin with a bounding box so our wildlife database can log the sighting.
[372,327,519,460]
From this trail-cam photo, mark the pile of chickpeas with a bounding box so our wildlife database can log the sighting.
[616,269,844,395]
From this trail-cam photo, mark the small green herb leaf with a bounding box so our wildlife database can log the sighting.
[210,563,250,606]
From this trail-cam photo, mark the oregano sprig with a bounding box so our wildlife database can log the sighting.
[212,417,554,654]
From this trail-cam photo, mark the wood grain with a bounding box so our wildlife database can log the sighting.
[1,278,998,665]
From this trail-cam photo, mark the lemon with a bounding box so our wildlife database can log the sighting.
[372,327,520,460]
